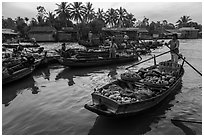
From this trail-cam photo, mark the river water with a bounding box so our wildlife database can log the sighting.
[2,39,202,135]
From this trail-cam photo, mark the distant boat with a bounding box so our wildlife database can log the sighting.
[3,42,40,48]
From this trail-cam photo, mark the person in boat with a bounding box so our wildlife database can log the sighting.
[167,33,179,64]
[123,32,129,45]
[109,37,118,58]
[31,38,38,46]
[152,38,158,48]
[17,40,23,51]
[88,31,93,43]
[60,43,72,58]
[60,43,66,56]
[61,43,66,52]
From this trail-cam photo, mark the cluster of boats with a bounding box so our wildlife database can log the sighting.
[2,39,186,117]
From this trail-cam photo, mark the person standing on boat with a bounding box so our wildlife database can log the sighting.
[109,37,118,58]
[123,32,129,46]
[88,31,93,43]
[61,43,66,57]
[168,33,179,64]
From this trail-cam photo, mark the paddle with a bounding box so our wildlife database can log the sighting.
[164,43,202,76]
[125,50,171,70]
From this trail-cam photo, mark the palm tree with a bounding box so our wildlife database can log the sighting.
[162,20,168,26]
[140,16,149,28]
[30,18,38,26]
[83,2,95,23]
[69,2,85,24]
[116,7,127,27]
[24,17,29,25]
[55,2,70,27]
[124,13,136,27]
[176,15,192,28]
[46,12,56,26]
[96,8,105,21]
[105,8,118,28]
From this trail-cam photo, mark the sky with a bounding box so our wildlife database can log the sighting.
[2,2,202,25]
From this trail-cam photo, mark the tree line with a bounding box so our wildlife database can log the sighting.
[2,2,202,39]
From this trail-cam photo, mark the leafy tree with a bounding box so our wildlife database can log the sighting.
[116,7,127,27]
[15,16,28,38]
[36,6,47,26]
[69,2,85,24]
[55,2,70,27]
[83,2,95,23]
[123,13,136,27]
[24,17,29,25]
[176,15,192,28]
[2,17,16,29]
[89,18,105,34]
[96,8,105,22]
[138,16,149,29]
[105,8,118,27]
[46,12,56,27]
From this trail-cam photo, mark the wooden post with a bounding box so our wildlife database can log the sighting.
[154,55,156,66]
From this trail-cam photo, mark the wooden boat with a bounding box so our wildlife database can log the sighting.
[84,60,184,117]
[76,50,109,58]
[3,42,40,48]
[58,54,138,68]
[2,65,35,85]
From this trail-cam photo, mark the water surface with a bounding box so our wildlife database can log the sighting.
[2,39,202,135]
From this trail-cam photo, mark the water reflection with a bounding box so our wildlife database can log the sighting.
[55,66,111,86]
[88,82,183,135]
[2,76,37,107]
[171,120,196,135]
[33,67,51,80]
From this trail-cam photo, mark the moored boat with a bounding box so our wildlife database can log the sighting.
[84,60,184,117]
[58,54,139,68]
[3,42,40,48]
[2,65,35,85]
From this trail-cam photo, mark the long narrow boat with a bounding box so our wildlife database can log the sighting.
[58,54,138,68]
[3,42,40,48]
[2,65,35,85]
[84,60,184,117]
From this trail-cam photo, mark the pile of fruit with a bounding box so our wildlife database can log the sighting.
[94,64,179,104]
[121,71,141,81]
[95,84,158,103]
[121,67,177,87]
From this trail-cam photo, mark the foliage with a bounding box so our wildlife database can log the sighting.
[69,2,85,24]
[176,15,192,28]
[2,3,202,40]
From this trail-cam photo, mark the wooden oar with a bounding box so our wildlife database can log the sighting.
[171,119,202,124]
[165,43,202,76]
[125,50,171,70]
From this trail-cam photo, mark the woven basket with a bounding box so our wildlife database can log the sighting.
[159,61,180,74]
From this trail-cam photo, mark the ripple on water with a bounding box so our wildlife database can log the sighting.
[2,40,202,135]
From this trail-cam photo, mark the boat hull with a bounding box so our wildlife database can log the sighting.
[85,67,184,117]
[2,66,34,85]
[58,55,138,67]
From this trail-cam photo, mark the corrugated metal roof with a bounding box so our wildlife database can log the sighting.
[28,26,56,33]
[61,27,77,32]
[102,27,139,32]
[179,27,199,31]
[2,29,18,35]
